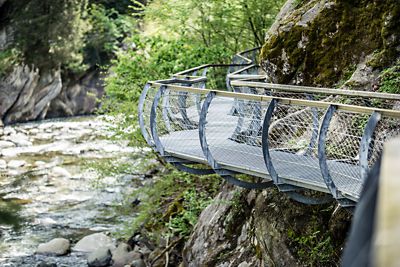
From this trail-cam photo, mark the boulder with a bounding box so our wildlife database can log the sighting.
[36,238,70,256]
[50,166,71,177]
[0,140,15,149]
[0,159,6,169]
[36,261,57,267]
[87,247,112,267]
[73,233,115,253]
[111,243,141,267]
[7,159,26,169]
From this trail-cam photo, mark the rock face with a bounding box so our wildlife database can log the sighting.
[260,0,400,87]
[47,69,104,118]
[183,185,351,266]
[0,65,104,124]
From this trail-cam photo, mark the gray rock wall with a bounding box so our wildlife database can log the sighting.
[0,65,103,125]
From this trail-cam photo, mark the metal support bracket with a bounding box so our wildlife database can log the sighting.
[359,111,381,181]
[318,105,338,198]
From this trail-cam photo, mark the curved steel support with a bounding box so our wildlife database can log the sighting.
[172,162,215,175]
[150,86,166,155]
[247,88,262,145]
[286,191,333,205]
[318,105,338,198]
[138,83,154,147]
[262,98,279,184]
[359,111,381,181]
[162,89,172,132]
[199,91,272,189]
[195,67,208,115]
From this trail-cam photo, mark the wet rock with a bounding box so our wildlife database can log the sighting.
[237,262,250,267]
[0,140,16,149]
[131,259,146,267]
[87,247,112,267]
[34,160,47,167]
[73,233,115,253]
[7,132,32,146]
[36,238,70,256]
[0,159,6,169]
[36,261,57,267]
[3,126,16,136]
[50,166,71,177]
[8,159,26,169]
[111,243,141,267]
[29,128,40,134]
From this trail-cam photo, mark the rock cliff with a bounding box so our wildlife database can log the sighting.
[0,65,103,125]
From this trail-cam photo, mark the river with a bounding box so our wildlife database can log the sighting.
[0,116,146,266]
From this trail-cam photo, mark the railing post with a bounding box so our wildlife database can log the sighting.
[138,83,155,147]
[318,105,338,198]
[161,89,172,132]
[359,111,381,181]
[262,98,279,185]
[150,85,166,155]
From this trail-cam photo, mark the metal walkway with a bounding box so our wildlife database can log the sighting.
[139,48,400,207]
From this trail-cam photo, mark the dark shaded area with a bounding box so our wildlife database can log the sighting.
[341,156,381,267]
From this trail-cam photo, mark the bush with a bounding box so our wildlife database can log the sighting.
[103,36,231,146]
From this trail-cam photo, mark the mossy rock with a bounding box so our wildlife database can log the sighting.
[260,0,400,86]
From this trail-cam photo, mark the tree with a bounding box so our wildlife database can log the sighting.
[9,0,88,71]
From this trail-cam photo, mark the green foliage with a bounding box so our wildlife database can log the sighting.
[379,64,400,94]
[10,0,88,71]
[118,166,221,240]
[84,3,135,66]
[88,0,135,14]
[143,0,285,51]
[103,36,231,146]
[287,228,335,266]
[0,48,20,76]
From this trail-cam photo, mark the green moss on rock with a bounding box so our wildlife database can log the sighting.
[260,0,400,86]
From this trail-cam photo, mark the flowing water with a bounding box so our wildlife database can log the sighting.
[0,116,146,266]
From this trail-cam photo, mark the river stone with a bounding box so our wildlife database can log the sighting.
[36,238,70,256]
[131,259,146,267]
[8,132,32,146]
[51,166,71,177]
[238,262,250,267]
[111,243,142,267]
[8,159,26,168]
[0,140,15,149]
[0,159,6,169]
[73,233,115,253]
[36,261,57,267]
[87,247,112,267]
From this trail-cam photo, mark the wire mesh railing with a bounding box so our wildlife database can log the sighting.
[138,48,400,207]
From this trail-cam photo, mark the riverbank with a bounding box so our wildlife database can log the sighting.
[0,116,148,266]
